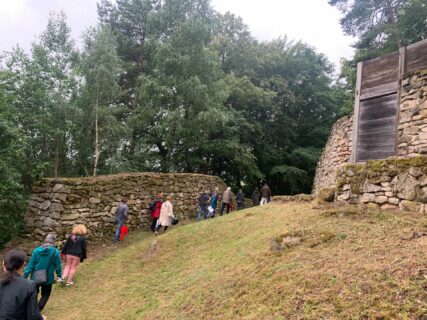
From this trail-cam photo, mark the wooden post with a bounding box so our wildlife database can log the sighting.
[395,46,406,155]
[350,62,363,163]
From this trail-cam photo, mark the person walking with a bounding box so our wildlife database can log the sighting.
[23,234,62,312]
[149,193,163,232]
[236,189,245,210]
[260,183,271,206]
[114,197,129,242]
[251,187,260,206]
[0,249,46,320]
[61,224,88,286]
[197,191,209,221]
[155,195,175,235]
[208,189,219,218]
[220,187,233,215]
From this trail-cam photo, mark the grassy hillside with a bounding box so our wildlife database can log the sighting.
[44,203,427,319]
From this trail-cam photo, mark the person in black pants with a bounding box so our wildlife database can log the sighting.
[1,249,46,320]
[24,234,62,311]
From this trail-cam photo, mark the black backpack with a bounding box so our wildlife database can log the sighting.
[149,202,156,212]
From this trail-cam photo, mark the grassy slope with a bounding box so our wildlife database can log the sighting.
[44,203,427,319]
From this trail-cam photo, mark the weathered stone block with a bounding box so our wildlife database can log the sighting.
[396,173,419,200]
[363,183,382,193]
[89,197,101,204]
[381,204,398,211]
[52,184,70,193]
[375,196,388,204]
[39,200,51,211]
[50,203,64,212]
[361,193,375,203]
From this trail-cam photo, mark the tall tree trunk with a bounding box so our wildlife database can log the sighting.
[54,137,59,178]
[386,1,401,49]
[93,90,100,177]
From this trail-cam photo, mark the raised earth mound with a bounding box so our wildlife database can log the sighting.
[43,202,427,319]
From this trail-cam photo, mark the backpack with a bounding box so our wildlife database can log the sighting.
[149,202,156,212]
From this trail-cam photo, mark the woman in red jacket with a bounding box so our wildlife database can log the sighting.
[150,193,163,232]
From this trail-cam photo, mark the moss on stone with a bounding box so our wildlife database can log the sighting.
[317,188,336,202]
[406,69,427,77]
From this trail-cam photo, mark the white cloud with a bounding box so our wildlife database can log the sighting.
[0,0,354,69]
[211,0,355,69]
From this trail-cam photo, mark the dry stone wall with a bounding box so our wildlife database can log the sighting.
[398,70,427,157]
[25,173,226,240]
[312,115,353,194]
[313,71,427,201]
[335,157,427,212]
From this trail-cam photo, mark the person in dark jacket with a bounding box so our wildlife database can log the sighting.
[0,249,46,320]
[260,183,271,206]
[114,198,129,242]
[197,191,210,221]
[149,193,163,232]
[24,234,62,311]
[61,224,88,286]
[251,188,260,206]
[236,189,245,210]
[208,189,219,218]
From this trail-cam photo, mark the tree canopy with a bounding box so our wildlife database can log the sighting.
[0,0,352,246]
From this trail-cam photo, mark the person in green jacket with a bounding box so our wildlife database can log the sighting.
[24,234,62,312]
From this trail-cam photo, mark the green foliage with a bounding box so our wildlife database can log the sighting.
[0,71,27,247]
[331,0,427,87]
[0,0,366,247]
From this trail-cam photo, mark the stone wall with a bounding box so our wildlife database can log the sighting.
[335,157,427,212]
[25,173,226,240]
[313,70,427,199]
[398,70,427,157]
[312,115,353,194]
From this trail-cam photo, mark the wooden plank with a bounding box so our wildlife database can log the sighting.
[361,51,399,92]
[357,141,396,149]
[358,132,396,142]
[395,46,406,154]
[406,40,427,74]
[360,82,397,101]
[358,116,396,131]
[350,62,363,163]
[357,150,396,162]
[359,96,397,121]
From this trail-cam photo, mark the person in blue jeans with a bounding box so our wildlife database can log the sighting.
[114,197,129,242]
[197,191,209,221]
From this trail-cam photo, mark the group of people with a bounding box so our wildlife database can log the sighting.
[196,183,273,221]
[251,183,272,206]
[1,183,273,319]
[113,194,177,239]
[0,225,87,319]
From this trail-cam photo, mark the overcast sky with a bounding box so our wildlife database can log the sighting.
[0,0,355,71]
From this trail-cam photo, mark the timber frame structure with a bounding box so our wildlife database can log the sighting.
[351,39,427,163]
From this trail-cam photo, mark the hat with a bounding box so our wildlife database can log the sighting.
[45,234,56,244]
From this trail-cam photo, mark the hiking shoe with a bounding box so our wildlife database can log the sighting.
[65,281,74,286]
[56,277,64,283]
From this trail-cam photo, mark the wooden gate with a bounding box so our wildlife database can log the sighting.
[351,39,427,163]
[351,51,400,163]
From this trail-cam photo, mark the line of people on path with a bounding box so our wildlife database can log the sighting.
[0,224,88,319]
[1,184,273,318]
[196,183,273,221]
